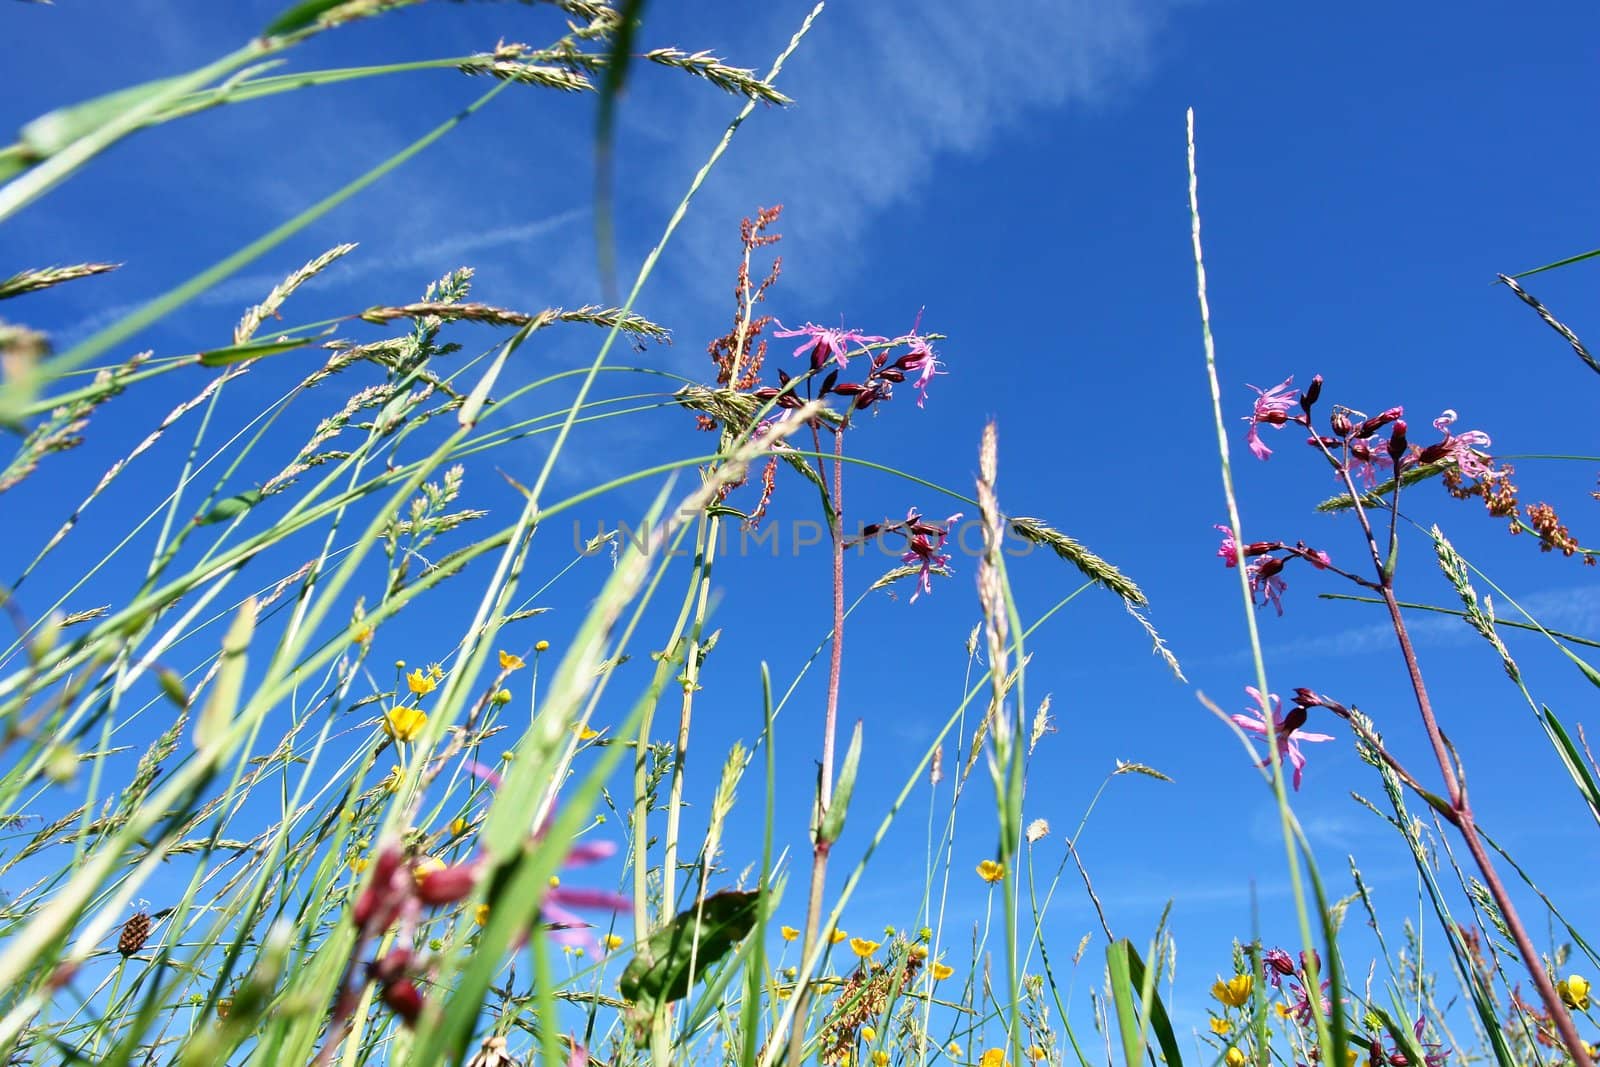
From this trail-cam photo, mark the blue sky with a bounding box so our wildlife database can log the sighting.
[5,0,1600,1048]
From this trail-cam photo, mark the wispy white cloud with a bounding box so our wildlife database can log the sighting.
[58,208,588,346]
[642,0,1180,297]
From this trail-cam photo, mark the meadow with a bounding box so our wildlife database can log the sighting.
[1,2,1597,1066]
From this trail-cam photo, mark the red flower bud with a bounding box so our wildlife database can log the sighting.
[1387,420,1409,462]
[414,862,479,906]
[1357,407,1404,438]
[382,977,424,1024]
[1300,374,1322,411]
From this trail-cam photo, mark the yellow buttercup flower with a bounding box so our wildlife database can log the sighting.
[1225,1049,1247,1067]
[1274,1003,1294,1019]
[1558,973,1591,1010]
[908,943,929,960]
[535,640,551,653]
[549,875,560,888]
[862,1026,877,1042]
[572,723,600,740]
[427,663,444,682]
[348,855,369,874]
[850,938,880,959]
[450,817,468,836]
[979,1049,1008,1067]
[872,1053,890,1067]
[1026,1048,1046,1063]
[406,669,436,696]
[931,961,955,981]
[498,650,525,671]
[976,859,1005,884]
[603,934,624,952]
[780,925,799,942]
[1211,974,1253,1008]
[383,705,427,742]
[1209,1017,1232,1035]
[475,904,490,926]
[948,1044,963,1059]
[352,623,374,645]
[412,856,445,879]
[830,930,848,944]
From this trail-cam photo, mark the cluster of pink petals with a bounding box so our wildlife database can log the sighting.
[897,333,944,407]
[1243,376,1300,460]
[772,321,885,371]
[348,802,625,1028]
[1215,526,1329,616]
[1230,686,1333,790]
[770,314,948,408]
[900,509,962,602]
[1425,409,1494,479]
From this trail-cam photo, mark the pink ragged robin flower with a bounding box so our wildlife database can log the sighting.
[1215,525,1277,569]
[1247,556,1288,615]
[773,321,885,370]
[540,838,629,948]
[1347,439,1392,488]
[1243,376,1299,460]
[1420,410,1494,480]
[1285,977,1338,1026]
[1262,947,1296,987]
[1230,686,1334,790]
[900,509,961,603]
[894,311,945,407]
[1216,525,1239,567]
[1376,1017,1450,1067]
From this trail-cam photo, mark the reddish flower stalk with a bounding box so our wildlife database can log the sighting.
[1250,375,1594,1067]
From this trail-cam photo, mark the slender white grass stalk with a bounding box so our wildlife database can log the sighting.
[1187,107,1336,1065]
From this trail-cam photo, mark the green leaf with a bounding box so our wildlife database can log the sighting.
[1542,705,1600,822]
[1509,246,1600,280]
[1107,939,1183,1067]
[819,719,862,844]
[19,76,187,159]
[1370,1005,1426,1067]
[261,0,350,36]
[619,889,760,1043]
[197,335,311,366]
[1105,940,1146,1067]
[197,489,264,525]
[196,598,254,758]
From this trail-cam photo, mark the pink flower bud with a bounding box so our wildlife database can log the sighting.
[414,862,479,906]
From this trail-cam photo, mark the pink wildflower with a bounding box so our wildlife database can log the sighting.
[772,321,885,370]
[541,839,629,947]
[1230,686,1334,790]
[1285,977,1337,1025]
[894,311,945,407]
[1243,376,1298,460]
[1216,525,1239,567]
[1262,947,1296,987]
[1426,409,1494,479]
[900,509,961,603]
[1247,556,1289,615]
